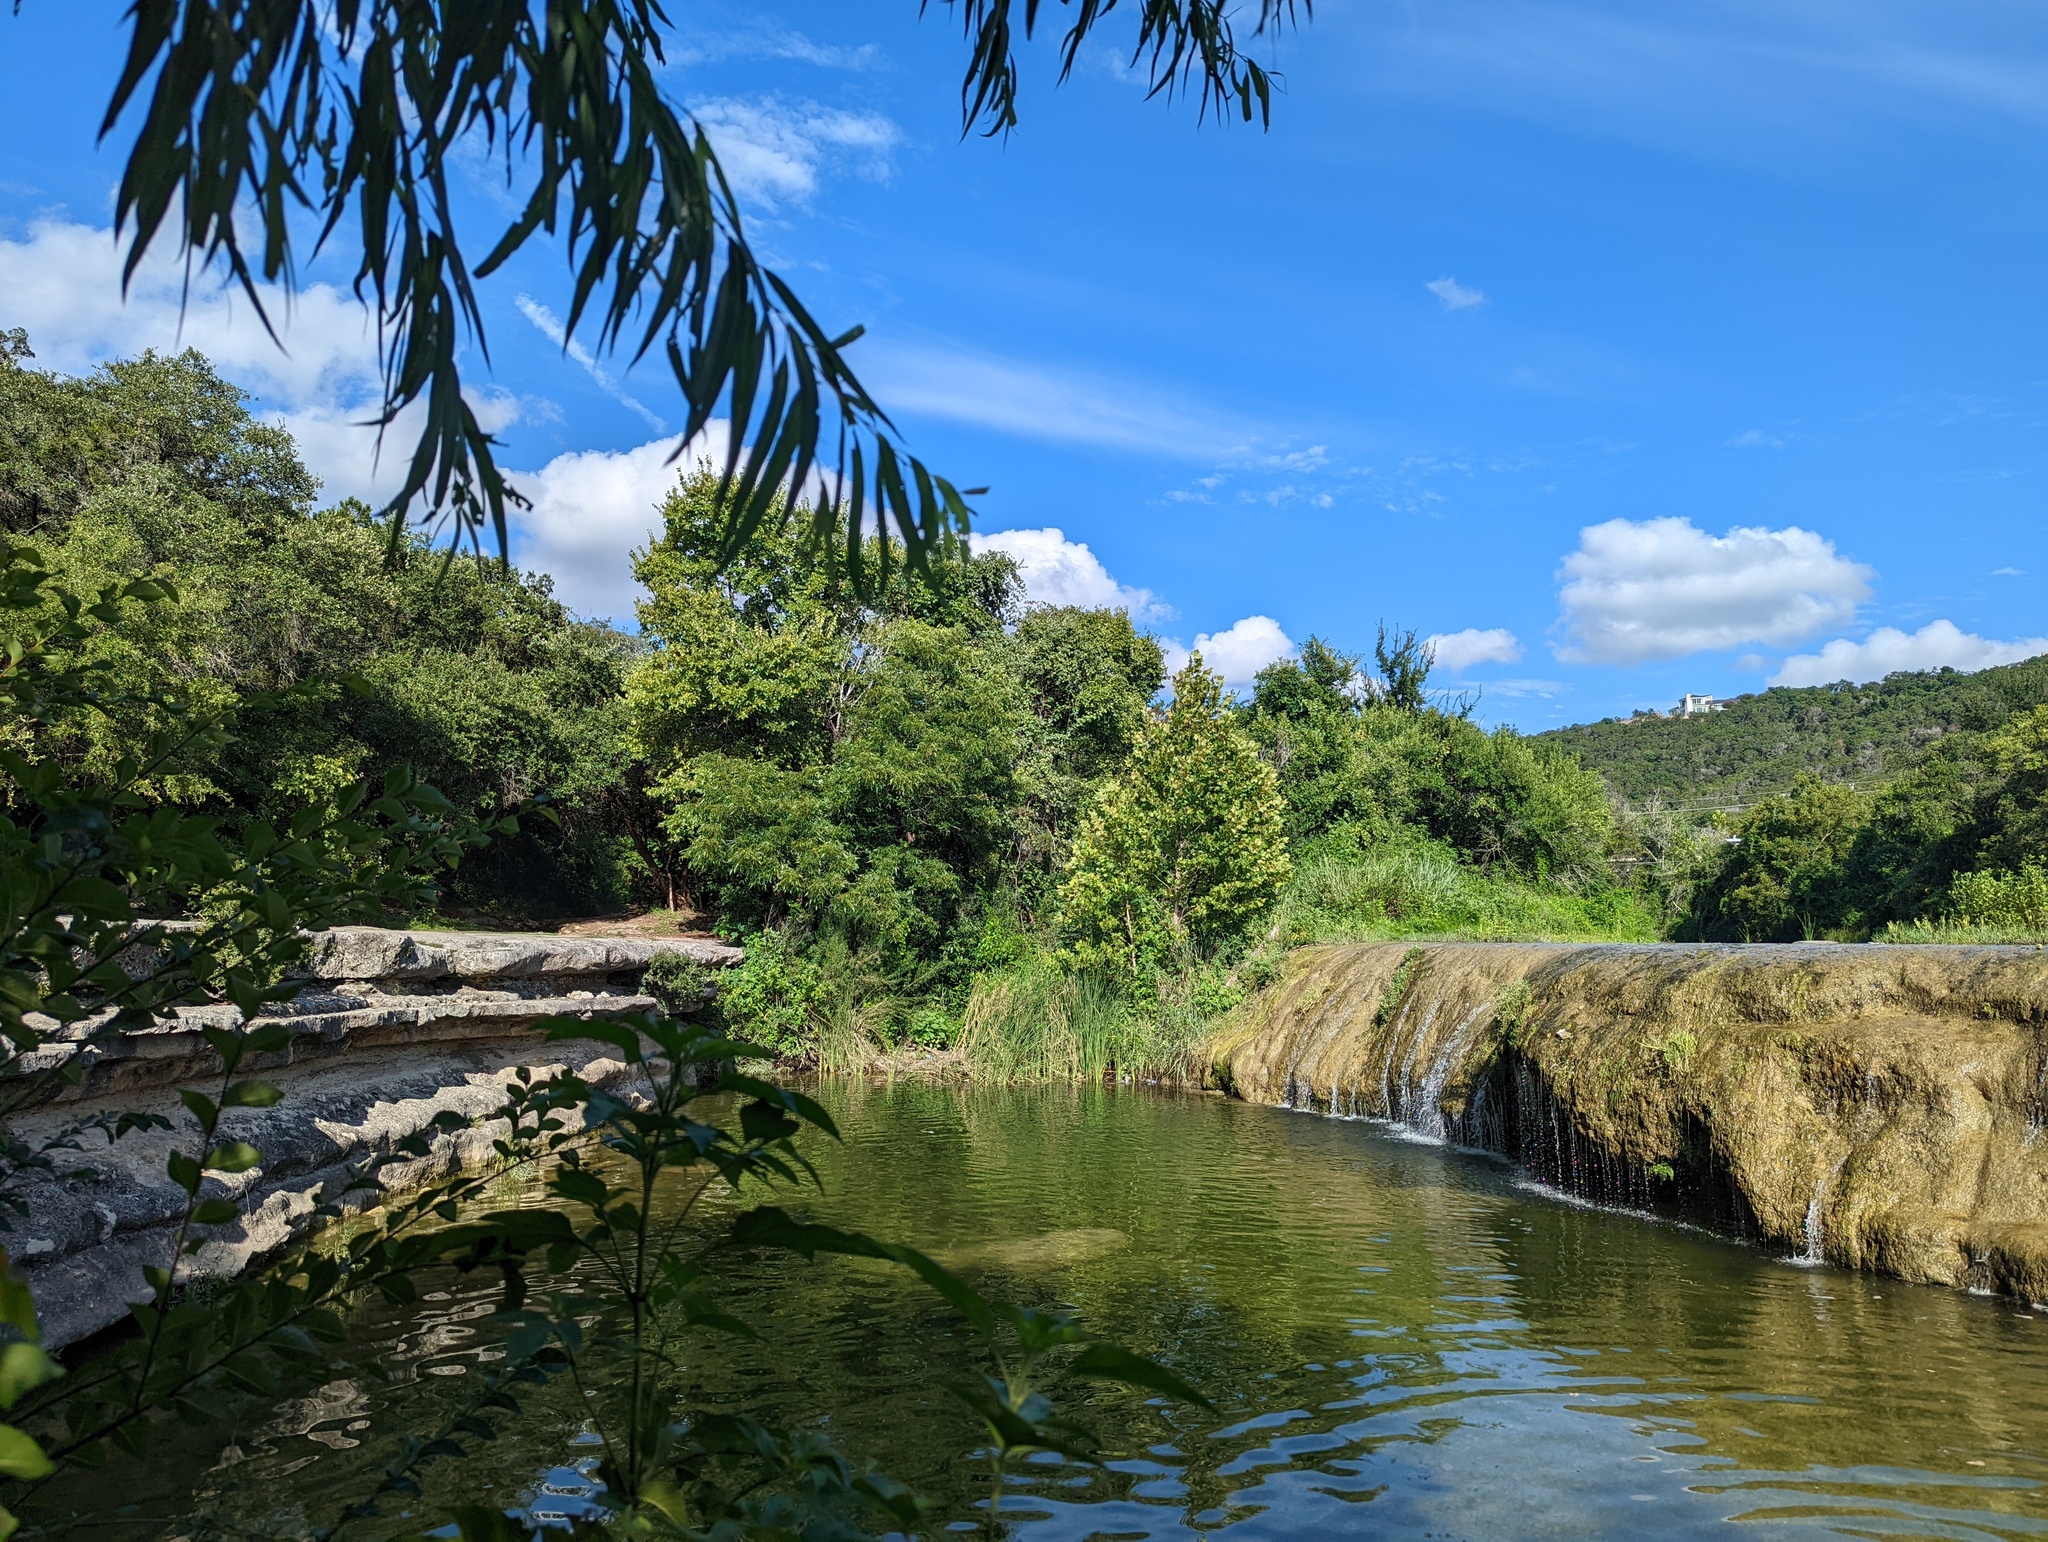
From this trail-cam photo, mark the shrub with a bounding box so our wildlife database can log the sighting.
[643,950,721,1016]
[712,929,825,1061]
[1946,863,2048,931]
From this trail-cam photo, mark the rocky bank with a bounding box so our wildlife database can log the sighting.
[11,927,739,1349]
[1215,941,2048,1305]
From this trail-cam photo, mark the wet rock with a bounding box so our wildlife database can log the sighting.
[1216,941,2048,1305]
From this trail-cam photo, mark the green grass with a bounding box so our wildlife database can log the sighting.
[953,956,1219,1083]
[1876,920,2048,946]
[1268,848,1659,946]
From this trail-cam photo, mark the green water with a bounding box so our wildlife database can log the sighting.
[84,1083,2048,1538]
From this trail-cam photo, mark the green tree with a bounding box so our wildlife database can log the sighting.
[1373,623,1436,712]
[1009,606,1166,887]
[1,343,645,919]
[1968,705,2048,873]
[1688,773,1867,940]
[635,471,1030,977]
[1251,635,1360,723]
[1059,655,1291,979]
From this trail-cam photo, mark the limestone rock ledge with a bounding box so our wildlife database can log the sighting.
[1215,941,2048,1305]
[9,926,739,1349]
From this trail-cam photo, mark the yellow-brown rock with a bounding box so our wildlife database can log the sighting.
[1212,941,2048,1301]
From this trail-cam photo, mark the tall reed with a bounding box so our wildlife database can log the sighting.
[957,961,1137,1082]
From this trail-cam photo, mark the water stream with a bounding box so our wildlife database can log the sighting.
[69,1081,2048,1539]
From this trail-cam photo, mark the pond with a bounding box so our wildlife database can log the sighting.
[83,1081,2048,1539]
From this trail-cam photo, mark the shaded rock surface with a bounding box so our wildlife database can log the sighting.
[1215,941,2048,1304]
[10,926,737,1348]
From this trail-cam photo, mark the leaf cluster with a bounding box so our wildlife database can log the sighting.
[96,0,1307,581]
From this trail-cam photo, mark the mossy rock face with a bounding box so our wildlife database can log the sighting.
[1219,941,2048,1302]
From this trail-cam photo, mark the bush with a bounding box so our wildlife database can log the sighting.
[1945,863,2048,931]
[643,950,721,1016]
[710,929,825,1061]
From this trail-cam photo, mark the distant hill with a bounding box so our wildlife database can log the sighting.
[1535,654,2048,807]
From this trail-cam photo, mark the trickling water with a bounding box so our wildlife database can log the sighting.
[1800,1155,1848,1267]
[1413,1002,1492,1142]
[1392,999,1440,1123]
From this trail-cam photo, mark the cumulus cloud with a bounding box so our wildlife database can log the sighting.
[0,217,423,500]
[1769,620,2048,688]
[1556,516,1872,665]
[1426,276,1486,310]
[689,97,899,207]
[967,528,1169,621]
[1428,626,1522,672]
[0,216,555,510]
[510,428,729,624]
[1162,616,1296,693]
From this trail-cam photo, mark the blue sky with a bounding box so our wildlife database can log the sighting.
[4,1,2047,727]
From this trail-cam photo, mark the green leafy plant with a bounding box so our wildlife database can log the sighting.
[1494,980,1535,1046]
[1376,948,1427,1030]
[1946,862,2048,932]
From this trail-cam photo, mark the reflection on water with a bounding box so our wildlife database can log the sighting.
[73,1083,2048,1538]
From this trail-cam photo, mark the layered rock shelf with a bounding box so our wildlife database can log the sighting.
[1214,941,2048,1305]
[12,927,740,1349]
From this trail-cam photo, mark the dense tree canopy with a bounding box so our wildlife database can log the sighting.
[0,338,640,916]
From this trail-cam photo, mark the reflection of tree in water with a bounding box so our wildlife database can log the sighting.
[72,1082,2048,1537]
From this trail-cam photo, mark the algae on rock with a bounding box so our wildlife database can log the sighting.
[1213,941,2048,1303]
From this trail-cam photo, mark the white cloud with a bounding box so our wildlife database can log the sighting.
[1994,566,2024,576]
[1162,616,1296,693]
[1769,620,2048,688]
[514,295,666,432]
[1428,626,1522,672]
[967,527,1169,621]
[510,427,730,624]
[689,97,899,208]
[0,217,414,498]
[862,340,1251,458]
[1426,276,1487,310]
[1727,428,1784,448]
[0,216,530,511]
[676,27,880,70]
[1555,516,1872,665]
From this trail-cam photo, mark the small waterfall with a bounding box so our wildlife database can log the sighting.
[1386,1000,1440,1122]
[1412,1002,1491,1142]
[1259,949,1732,1220]
[1797,1155,1847,1267]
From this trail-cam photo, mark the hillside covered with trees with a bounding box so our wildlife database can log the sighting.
[1538,657,2048,807]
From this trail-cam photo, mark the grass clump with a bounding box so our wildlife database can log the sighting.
[1268,844,1657,947]
[957,959,1136,1082]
